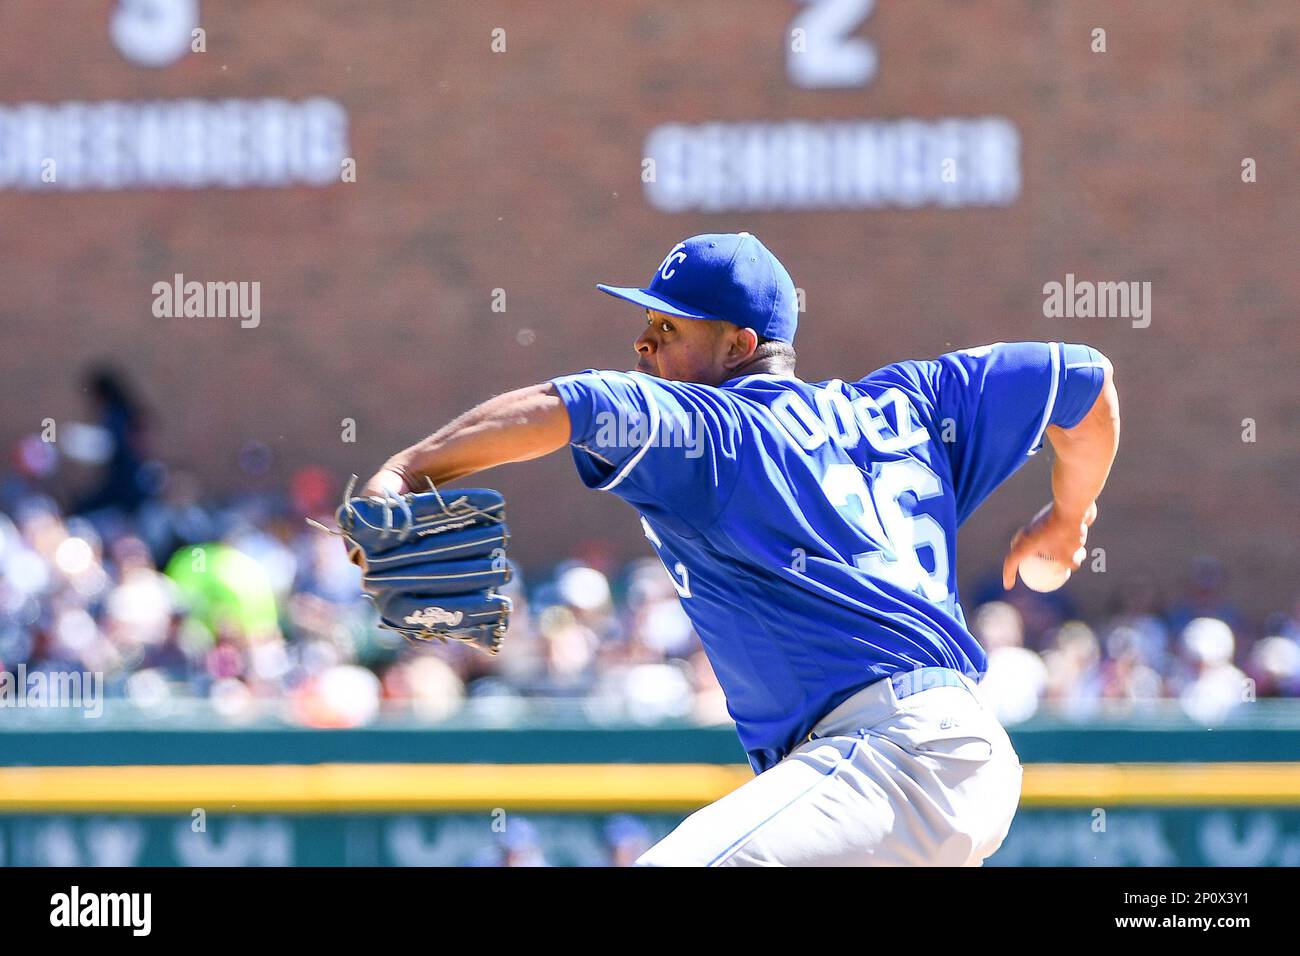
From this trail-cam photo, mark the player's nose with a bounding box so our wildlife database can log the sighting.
[635,328,655,355]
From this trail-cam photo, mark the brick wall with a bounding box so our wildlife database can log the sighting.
[1,1,1296,619]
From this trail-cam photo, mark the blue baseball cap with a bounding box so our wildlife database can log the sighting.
[596,233,798,344]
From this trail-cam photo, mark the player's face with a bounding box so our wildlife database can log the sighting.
[635,310,732,384]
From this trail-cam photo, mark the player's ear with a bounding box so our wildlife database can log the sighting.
[721,324,759,367]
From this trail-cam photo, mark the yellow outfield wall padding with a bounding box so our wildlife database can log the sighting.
[0,762,1298,813]
[0,763,752,813]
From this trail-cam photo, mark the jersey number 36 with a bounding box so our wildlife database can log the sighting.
[822,460,950,603]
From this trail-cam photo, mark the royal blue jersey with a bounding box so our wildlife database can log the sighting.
[550,341,1107,773]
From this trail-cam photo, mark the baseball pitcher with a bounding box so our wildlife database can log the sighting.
[346,232,1121,866]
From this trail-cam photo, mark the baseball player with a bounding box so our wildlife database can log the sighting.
[357,232,1121,866]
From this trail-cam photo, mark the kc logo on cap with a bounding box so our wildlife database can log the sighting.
[659,242,688,281]
[596,232,799,345]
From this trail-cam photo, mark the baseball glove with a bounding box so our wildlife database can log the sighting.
[311,477,513,655]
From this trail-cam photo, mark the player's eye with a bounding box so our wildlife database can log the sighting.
[659,320,673,333]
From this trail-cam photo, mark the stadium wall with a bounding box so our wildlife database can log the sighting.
[1,2,1295,615]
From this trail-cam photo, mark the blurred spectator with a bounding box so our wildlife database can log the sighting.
[137,471,218,566]
[1040,621,1102,718]
[605,815,653,867]
[589,657,694,725]
[1246,635,1300,698]
[381,655,465,721]
[499,816,549,867]
[292,663,382,728]
[1175,617,1248,725]
[536,605,599,689]
[1097,626,1165,710]
[472,816,549,867]
[1167,557,1243,635]
[164,542,279,637]
[1102,571,1173,674]
[71,367,153,517]
[971,601,1047,724]
[1264,593,1300,646]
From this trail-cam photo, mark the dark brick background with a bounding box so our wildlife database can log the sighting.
[1,2,1296,618]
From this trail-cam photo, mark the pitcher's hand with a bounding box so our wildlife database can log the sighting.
[1002,501,1096,590]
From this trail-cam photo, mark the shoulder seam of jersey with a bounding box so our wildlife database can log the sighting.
[597,372,661,492]
[1028,341,1062,453]
[726,373,790,387]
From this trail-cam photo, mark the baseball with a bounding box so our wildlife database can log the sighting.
[1017,553,1073,592]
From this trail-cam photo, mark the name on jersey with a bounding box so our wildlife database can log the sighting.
[769,384,929,454]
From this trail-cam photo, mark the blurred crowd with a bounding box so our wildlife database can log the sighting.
[0,458,735,728]
[2,368,1297,729]
[3,471,1298,730]
[963,558,1300,725]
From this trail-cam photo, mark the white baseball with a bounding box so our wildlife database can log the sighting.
[1017,552,1078,592]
